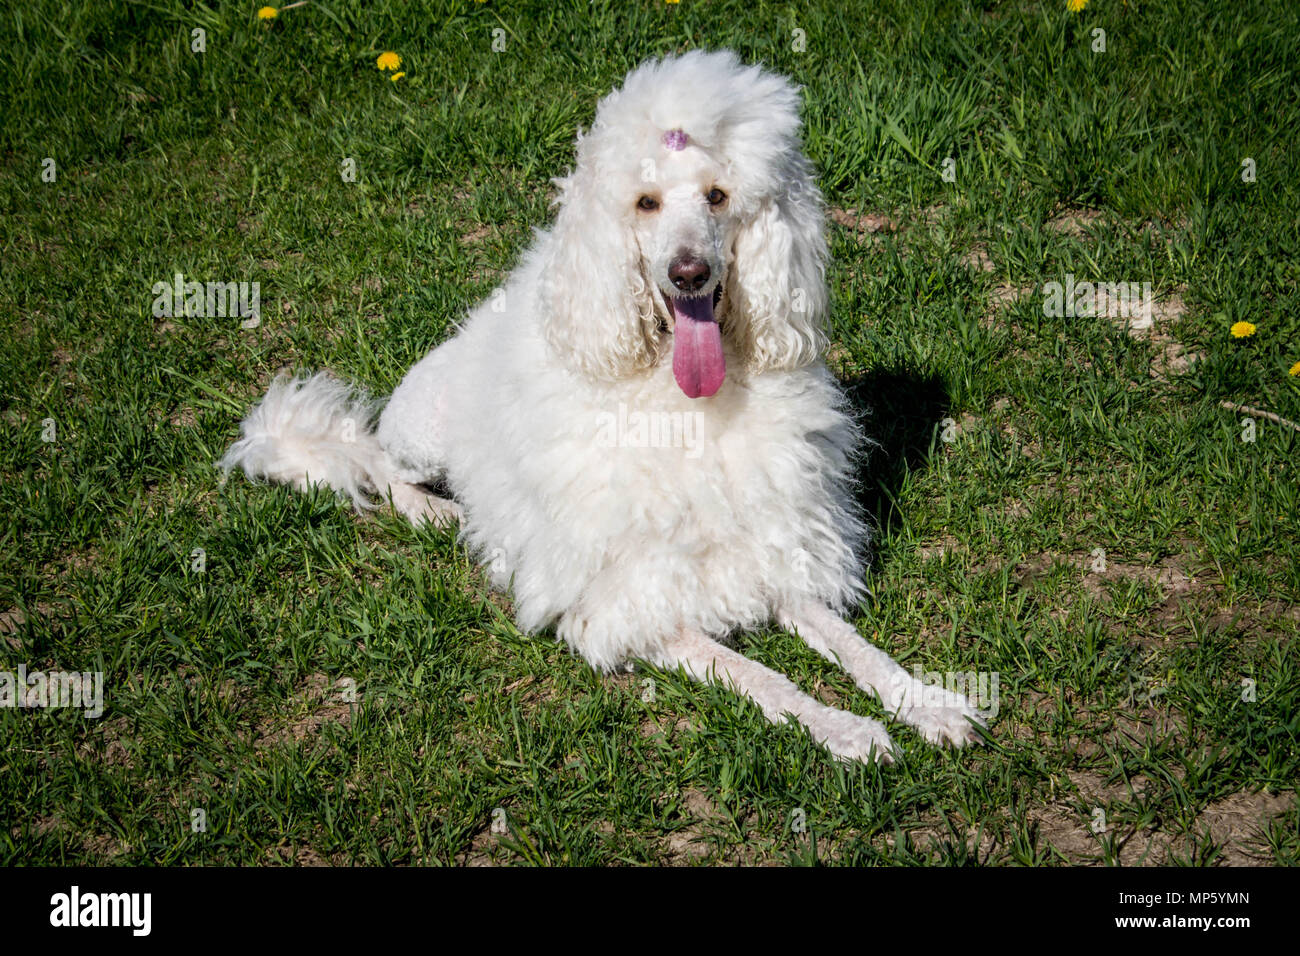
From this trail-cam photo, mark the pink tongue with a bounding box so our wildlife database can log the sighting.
[671,295,726,398]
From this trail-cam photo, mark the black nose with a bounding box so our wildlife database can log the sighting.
[669,255,710,293]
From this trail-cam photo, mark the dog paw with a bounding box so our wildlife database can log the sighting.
[895,687,987,748]
[811,709,896,765]
[414,497,464,528]
[389,483,463,528]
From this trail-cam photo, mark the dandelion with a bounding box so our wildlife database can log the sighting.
[1290,360,1300,377]
[260,2,308,20]
[1067,0,1088,11]
[1231,321,1257,339]
[390,72,405,82]
[377,51,401,71]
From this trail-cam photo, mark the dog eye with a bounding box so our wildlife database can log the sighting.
[637,196,660,212]
[707,188,727,206]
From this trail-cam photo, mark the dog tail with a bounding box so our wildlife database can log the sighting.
[219,371,391,510]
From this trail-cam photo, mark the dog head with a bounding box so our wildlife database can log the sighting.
[539,49,828,397]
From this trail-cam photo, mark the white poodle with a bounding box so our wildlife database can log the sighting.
[221,50,986,763]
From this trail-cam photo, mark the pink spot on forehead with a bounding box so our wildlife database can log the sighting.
[662,129,689,151]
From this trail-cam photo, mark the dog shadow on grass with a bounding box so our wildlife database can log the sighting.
[838,366,952,573]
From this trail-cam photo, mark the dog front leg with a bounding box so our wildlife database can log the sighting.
[779,603,987,747]
[647,626,896,764]
[383,479,463,527]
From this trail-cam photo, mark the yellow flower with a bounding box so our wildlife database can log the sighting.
[1067,0,1088,11]
[377,51,401,71]
[1231,321,1257,339]
[390,72,405,82]
[258,6,278,19]
[1290,360,1300,377]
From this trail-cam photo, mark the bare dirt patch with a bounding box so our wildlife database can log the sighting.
[1014,549,1201,600]
[10,815,61,842]
[1194,790,1293,865]
[1011,548,1221,644]
[960,244,995,272]
[76,715,138,769]
[935,402,1039,461]
[82,832,130,861]
[1081,556,1195,605]
[1031,780,1290,865]
[639,713,698,743]
[1097,286,1201,379]
[901,753,1288,865]
[266,843,333,866]
[0,603,62,650]
[1099,550,1258,646]
[659,787,731,864]
[170,406,197,428]
[895,811,1001,862]
[917,534,966,562]
[1,607,27,650]
[255,673,355,748]
[455,809,513,866]
[458,223,493,246]
[829,207,898,237]
[981,282,1035,328]
[941,411,982,443]
[1046,207,1106,237]
[349,276,384,294]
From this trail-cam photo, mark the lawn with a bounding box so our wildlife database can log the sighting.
[1,0,1297,865]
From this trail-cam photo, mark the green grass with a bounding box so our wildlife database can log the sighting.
[1,0,1297,865]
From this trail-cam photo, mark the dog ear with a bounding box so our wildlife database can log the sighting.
[537,143,657,380]
[729,153,829,373]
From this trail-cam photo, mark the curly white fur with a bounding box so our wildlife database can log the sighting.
[220,50,987,762]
